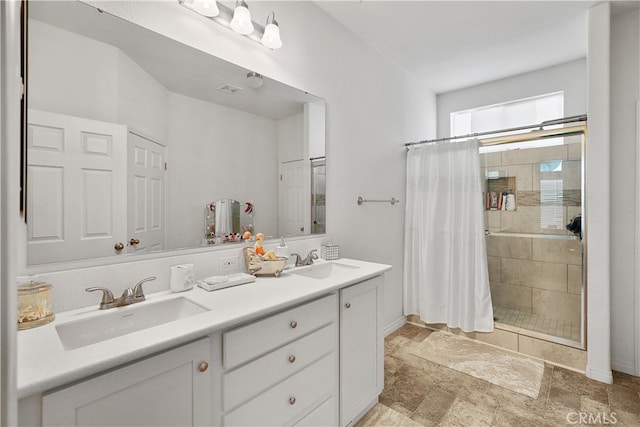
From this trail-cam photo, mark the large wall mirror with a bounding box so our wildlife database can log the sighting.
[25,1,326,266]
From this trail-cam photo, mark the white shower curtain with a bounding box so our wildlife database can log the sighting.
[404,139,493,332]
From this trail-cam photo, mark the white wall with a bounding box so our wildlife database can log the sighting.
[28,19,168,141]
[305,102,325,159]
[166,92,279,249]
[277,113,303,163]
[437,58,587,138]
[116,51,169,142]
[28,20,120,124]
[610,7,640,376]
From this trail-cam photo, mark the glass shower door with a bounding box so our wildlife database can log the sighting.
[481,133,584,347]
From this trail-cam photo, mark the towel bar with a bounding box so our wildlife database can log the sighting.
[357,196,399,206]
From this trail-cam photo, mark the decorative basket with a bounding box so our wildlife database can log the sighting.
[321,243,339,261]
[242,247,287,277]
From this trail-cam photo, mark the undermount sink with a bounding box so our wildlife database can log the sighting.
[56,297,208,350]
[290,261,360,280]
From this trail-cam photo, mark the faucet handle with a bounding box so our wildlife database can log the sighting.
[86,287,115,309]
[309,249,318,260]
[291,253,302,267]
[132,276,157,300]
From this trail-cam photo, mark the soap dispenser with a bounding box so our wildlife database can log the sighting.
[275,237,290,260]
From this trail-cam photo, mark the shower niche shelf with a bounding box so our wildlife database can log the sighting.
[484,176,516,211]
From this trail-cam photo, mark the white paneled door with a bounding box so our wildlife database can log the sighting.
[127,132,165,254]
[279,159,310,236]
[27,110,127,264]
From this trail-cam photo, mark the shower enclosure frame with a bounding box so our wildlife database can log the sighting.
[310,157,326,235]
[483,129,587,350]
[481,125,589,350]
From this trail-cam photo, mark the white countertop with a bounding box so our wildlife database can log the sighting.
[17,258,391,398]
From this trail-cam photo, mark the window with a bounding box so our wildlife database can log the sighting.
[450,92,564,153]
[539,161,564,229]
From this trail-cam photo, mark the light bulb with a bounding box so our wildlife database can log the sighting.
[185,0,219,17]
[230,1,254,35]
[246,72,263,89]
[261,15,282,50]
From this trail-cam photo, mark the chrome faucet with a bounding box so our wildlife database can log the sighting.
[132,276,156,303]
[86,276,156,310]
[291,250,318,267]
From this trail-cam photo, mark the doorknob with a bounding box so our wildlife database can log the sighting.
[114,242,124,251]
[299,226,304,232]
[129,238,140,245]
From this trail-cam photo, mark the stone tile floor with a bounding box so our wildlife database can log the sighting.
[356,323,640,426]
[493,306,581,342]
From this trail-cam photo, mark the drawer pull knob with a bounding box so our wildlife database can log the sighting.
[198,362,209,372]
[345,302,351,309]
[289,397,296,405]
[289,355,296,363]
[290,320,298,329]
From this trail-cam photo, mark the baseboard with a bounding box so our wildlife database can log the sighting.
[611,358,636,376]
[384,316,407,337]
[585,365,613,384]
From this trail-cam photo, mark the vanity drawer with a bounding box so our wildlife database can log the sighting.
[223,352,336,426]
[294,396,337,426]
[223,323,336,411]
[223,294,337,369]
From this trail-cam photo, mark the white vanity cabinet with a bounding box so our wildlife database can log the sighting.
[339,276,384,427]
[39,338,211,427]
[210,294,339,426]
[18,262,390,427]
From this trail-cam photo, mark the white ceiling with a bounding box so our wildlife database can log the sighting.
[316,1,595,94]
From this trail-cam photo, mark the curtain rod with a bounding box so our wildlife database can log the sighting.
[404,114,587,148]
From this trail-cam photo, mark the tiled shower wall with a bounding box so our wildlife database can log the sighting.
[481,140,583,330]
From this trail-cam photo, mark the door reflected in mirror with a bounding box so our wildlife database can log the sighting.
[25,1,326,266]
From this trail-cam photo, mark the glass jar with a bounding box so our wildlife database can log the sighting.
[17,281,54,330]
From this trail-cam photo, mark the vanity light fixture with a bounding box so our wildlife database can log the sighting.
[177,0,282,50]
[230,0,254,35]
[261,11,282,50]
[182,0,219,17]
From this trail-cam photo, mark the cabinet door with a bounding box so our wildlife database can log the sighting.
[340,276,383,427]
[42,339,210,427]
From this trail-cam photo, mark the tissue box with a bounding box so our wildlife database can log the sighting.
[321,243,339,260]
